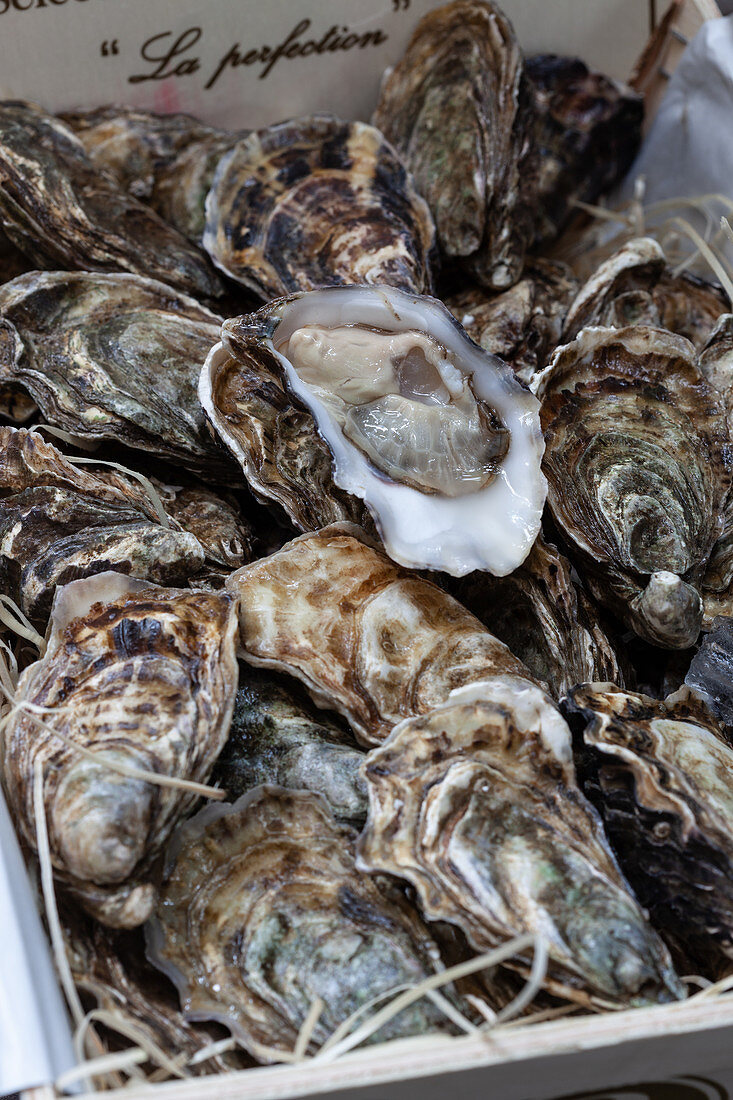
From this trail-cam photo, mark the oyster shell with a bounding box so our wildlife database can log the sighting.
[0,271,232,479]
[226,524,537,748]
[445,260,578,384]
[567,683,733,970]
[685,617,733,733]
[358,680,682,1005]
[203,285,546,576]
[146,787,456,1062]
[155,484,255,573]
[202,115,435,299]
[3,571,239,928]
[534,325,730,648]
[373,0,537,290]
[0,101,224,300]
[212,664,367,824]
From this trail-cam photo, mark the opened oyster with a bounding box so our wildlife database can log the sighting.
[227,524,537,747]
[535,325,730,648]
[0,271,233,479]
[3,571,238,928]
[374,0,536,289]
[358,680,682,1005]
[567,683,733,970]
[0,101,223,300]
[202,115,435,299]
[146,787,456,1062]
[203,285,545,576]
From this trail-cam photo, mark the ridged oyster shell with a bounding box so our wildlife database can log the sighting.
[203,115,435,299]
[3,571,239,928]
[202,285,545,576]
[358,680,682,1005]
[373,0,537,289]
[146,787,455,1062]
[155,484,255,573]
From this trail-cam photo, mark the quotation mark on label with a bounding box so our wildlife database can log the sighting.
[391,0,410,10]
[101,40,120,57]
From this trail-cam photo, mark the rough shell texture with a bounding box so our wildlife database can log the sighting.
[373,0,536,290]
[358,680,682,1005]
[226,524,535,748]
[535,324,730,648]
[686,617,733,733]
[202,115,435,299]
[212,664,367,824]
[155,484,256,572]
[3,571,239,928]
[567,683,733,970]
[0,271,232,479]
[146,787,455,1062]
[0,101,223,300]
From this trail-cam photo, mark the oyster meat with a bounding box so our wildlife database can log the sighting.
[202,285,546,576]
[146,787,456,1062]
[202,115,435,299]
[2,571,239,928]
[373,0,537,289]
[358,680,682,1005]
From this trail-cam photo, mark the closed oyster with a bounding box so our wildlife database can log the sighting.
[3,571,239,928]
[202,115,435,299]
[445,260,578,384]
[0,101,223,300]
[527,55,643,245]
[226,524,536,748]
[373,0,537,290]
[534,325,730,648]
[567,683,733,970]
[212,664,367,824]
[686,617,733,732]
[0,271,232,478]
[155,484,255,572]
[146,787,456,1063]
[358,680,682,1005]
[203,285,545,576]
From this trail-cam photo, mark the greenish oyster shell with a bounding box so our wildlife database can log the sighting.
[358,680,683,1006]
[2,571,239,929]
[226,524,537,748]
[562,238,727,348]
[146,786,456,1063]
[445,260,578,384]
[534,324,731,649]
[567,683,733,972]
[202,114,436,300]
[213,664,367,825]
[373,0,537,290]
[448,533,622,699]
[0,271,233,479]
[0,101,224,300]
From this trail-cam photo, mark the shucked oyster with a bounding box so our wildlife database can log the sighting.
[202,285,545,576]
[226,524,537,748]
[373,0,537,289]
[0,271,232,479]
[3,572,238,928]
[567,683,733,970]
[358,680,682,1005]
[146,787,456,1062]
[0,101,223,300]
[534,325,730,648]
[203,115,435,299]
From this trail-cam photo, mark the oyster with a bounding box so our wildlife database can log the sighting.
[202,115,435,299]
[373,0,537,290]
[203,285,545,576]
[567,683,733,970]
[155,484,255,572]
[3,571,239,928]
[527,55,643,245]
[0,271,232,479]
[212,664,367,824]
[227,524,537,748]
[146,787,456,1062]
[534,325,730,648]
[0,101,224,300]
[686,617,733,732]
[445,260,578,384]
[358,680,682,1005]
